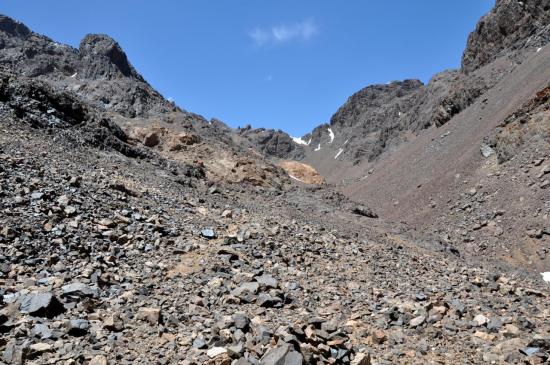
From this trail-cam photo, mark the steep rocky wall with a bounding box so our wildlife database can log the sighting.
[461,0,550,73]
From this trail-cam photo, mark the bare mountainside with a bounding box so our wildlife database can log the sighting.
[242,0,550,272]
[1,1,550,365]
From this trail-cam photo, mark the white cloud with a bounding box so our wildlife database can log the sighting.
[249,19,318,47]
[250,28,270,46]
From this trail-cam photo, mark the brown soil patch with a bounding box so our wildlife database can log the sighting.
[278,161,325,185]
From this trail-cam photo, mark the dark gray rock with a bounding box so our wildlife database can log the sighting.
[61,282,97,298]
[30,323,52,340]
[255,274,278,289]
[259,344,292,365]
[257,293,282,308]
[19,291,64,318]
[232,282,260,297]
[2,340,26,365]
[352,206,378,219]
[193,336,207,349]
[65,319,90,336]
[487,317,503,332]
[201,228,216,239]
[233,313,251,330]
[451,299,466,315]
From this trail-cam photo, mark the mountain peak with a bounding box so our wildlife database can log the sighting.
[461,0,550,73]
[0,15,30,38]
[79,33,143,81]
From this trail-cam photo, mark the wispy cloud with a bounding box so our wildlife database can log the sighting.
[249,19,318,47]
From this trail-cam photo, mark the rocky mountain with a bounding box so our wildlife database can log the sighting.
[461,0,550,73]
[0,14,293,188]
[244,0,549,171]
[0,15,181,118]
[1,2,550,365]
[237,126,306,160]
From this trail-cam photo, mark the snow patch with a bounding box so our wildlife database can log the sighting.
[537,47,542,52]
[314,143,321,152]
[327,128,334,143]
[344,139,349,145]
[291,136,309,146]
[542,272,550,282]
[70,73,78,78]
[334,148,344,159]
[289,174,305,183]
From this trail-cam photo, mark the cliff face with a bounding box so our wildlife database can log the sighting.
[237,126,306,160]
[461,0,550,73]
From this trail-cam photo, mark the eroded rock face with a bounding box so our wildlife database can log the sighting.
[461,0,550,73]
[238,126,306,160]
[130,125,201,150]
[304,74,493,164]
[78,34,143,81]
[0,70,88,128]
[324,80,424,162]
[490,86,550,163]
[330,80,424,131]
[0,15,176,118]
[243,67,505,165]
[0,66,138,157]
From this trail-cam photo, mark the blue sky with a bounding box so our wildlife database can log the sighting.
[2,1,494,136]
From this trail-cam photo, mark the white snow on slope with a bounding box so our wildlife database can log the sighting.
[335,148,344,159]
[542,272,550,282]
[537,47,542,52]
[291,136,309,145]
[70,73,78,78]
[328,128,335,143]
[314,143,321,152]
[344,139,349,145]
[289,174,305,183]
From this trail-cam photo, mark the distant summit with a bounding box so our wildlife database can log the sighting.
[79,34,144,81]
